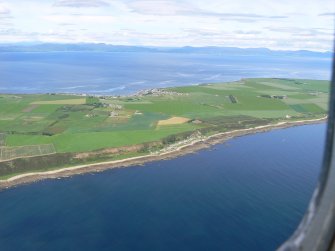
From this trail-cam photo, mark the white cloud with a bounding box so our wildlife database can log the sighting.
[0,3,11,18]
[127,0,192,15]
[319,12,334,17]
[0,0,334,51]
[43,14,114,23]
[53,0,110,8]
[0,2,13,27]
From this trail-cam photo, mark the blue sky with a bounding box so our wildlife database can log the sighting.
[0,0,334,51]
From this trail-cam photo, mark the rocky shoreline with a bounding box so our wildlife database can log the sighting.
[0,117,327,191]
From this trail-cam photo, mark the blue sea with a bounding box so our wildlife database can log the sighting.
[0,124,326,251]
[0,51,331,95]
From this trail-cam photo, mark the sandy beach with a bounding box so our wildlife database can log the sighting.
[0,117,327,190]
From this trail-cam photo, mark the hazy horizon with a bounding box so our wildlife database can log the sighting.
[0,42,333,53]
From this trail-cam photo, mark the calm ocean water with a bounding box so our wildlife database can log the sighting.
[0,124,326,251]
[0,51,331,95]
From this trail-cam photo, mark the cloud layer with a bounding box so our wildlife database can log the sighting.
[0,0,334,51]
[53,0,110,8]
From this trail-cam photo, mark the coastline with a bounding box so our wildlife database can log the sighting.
[0,116,327,191]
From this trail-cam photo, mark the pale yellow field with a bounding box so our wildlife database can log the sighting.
[157,117,190,126]
[31,98,86,105]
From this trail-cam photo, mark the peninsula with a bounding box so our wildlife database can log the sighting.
[0,78,329,188]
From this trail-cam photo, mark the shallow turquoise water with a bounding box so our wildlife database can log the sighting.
[0,124,326,251]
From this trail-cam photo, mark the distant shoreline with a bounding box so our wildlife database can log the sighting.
[0,116,327,191]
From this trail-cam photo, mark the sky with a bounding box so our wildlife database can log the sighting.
[0,0,334,51]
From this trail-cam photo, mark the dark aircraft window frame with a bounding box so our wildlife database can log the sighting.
[277,48,335,250]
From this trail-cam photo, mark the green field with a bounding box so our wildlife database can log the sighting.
[0,78,329,178]
[0,133,5,146]
[0,144,56,161]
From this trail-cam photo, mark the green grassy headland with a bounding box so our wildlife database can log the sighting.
[0,78,329,179]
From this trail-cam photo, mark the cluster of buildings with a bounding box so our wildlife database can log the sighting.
[133,88,186,97]
[260,94,287,99]
[109,104,123,117]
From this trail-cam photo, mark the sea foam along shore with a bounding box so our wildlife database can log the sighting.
[0,116,327,190]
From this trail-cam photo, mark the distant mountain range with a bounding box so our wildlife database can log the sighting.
[0,43,332,57]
